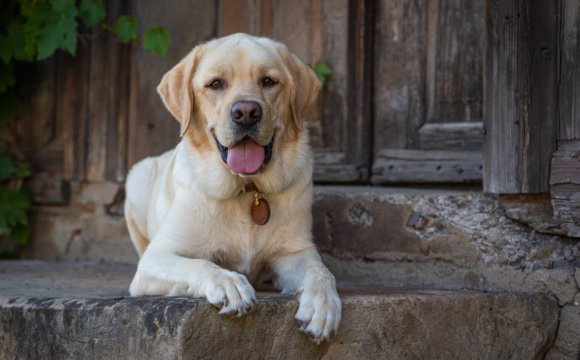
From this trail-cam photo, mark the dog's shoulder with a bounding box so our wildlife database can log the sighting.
[126,149,176,213]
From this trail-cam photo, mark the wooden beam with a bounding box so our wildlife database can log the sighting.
[418,122,483,151]
[371,149,482,184]
[427,0,485,124]
[314,165,362,183]
[313,150,363,183]
[550,141,580,185]
[483,0,559,193]
[373,0,426,151]
[500,194,566,235]
[550,140,580,237]
[560,0,580,141]
[345,0,374,173]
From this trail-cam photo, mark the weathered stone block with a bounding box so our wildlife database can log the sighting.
[545,305,580,359]
[0,262,561,360]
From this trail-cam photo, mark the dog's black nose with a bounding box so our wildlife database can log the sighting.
[230,101,262,128]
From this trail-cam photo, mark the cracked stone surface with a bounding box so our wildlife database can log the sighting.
[0,261,560,360]
[313,187,579,306]
[313,187,580,271]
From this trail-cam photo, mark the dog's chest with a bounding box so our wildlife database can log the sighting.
[205,230,268,274]
[199,196,271,273]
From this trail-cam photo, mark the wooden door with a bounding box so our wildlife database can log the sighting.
[60,0,217,183]
[371,0,486,185]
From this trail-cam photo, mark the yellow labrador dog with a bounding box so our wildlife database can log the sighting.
[124,33,341,343]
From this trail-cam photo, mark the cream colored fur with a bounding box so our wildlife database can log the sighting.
[125,33,341,344]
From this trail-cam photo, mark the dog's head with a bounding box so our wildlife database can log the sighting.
[158,34,320,177]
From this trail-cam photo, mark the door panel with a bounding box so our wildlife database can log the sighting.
[372,0,485,185]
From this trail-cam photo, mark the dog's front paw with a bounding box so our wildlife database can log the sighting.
[294,286,341,344]
[203,270,257,317]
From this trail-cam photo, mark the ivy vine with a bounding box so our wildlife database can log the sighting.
[0,0,173,258]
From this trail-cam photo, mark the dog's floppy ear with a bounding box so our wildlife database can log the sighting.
[157,46,204,136]
[277,46,321,130]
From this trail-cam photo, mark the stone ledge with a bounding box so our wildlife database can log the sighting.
[0,261,560,359]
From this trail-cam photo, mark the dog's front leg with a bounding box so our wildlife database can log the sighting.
[130,241,257,316]
[272,249,341,344]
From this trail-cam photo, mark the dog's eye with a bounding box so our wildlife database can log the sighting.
[209,80,222,89]
[263,78,276,87]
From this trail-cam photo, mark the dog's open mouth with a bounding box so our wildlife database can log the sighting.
[216,135,274,174]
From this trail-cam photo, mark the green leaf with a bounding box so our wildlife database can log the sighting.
[0,157,17,177]
[143,26,170,57]
[0,19,32,64]
[7,20,33,62]
[15,163,30,177]
[0,90,21,123]
[313,61,333,86]
[0,35,11,64]
[0,186,30,230]
[79,0,105,28]
[114,15,137,43]
[31,1,78,60]
[11,223,31,244]
[51,0,74,13]
[0,61,15,93]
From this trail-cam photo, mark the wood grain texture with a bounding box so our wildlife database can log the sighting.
[60,0,132,183]
[371,149,482,184]
[62,33,91,182]
[551,184,580,237]
[317,0,349,152]
[500,194,566,235]
[550,141,580,186]
[373,0,426,151]
[346,0,374,174]
[16,57,60,170]
[16,53,69,203]
[539,0,560,186]
[128,0,217,169]
[418,122,483,150]
[560,0,580,140]
[549,140,580,238]
[427,0,485,124]
[85,0,131,182]
[313,164,362,183]
[483,0,558,194]
[218,0,254,36]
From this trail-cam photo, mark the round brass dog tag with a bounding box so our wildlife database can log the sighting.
[251,199,270,225]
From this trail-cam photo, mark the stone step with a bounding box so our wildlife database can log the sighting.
[0,261,559,359]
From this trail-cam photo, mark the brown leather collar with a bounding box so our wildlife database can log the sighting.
[244,182,260,193]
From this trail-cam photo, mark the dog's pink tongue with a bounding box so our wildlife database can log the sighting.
[227,138,265,174]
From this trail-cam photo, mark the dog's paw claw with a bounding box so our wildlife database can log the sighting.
[293,288,303,299]
[294,286,341,345]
